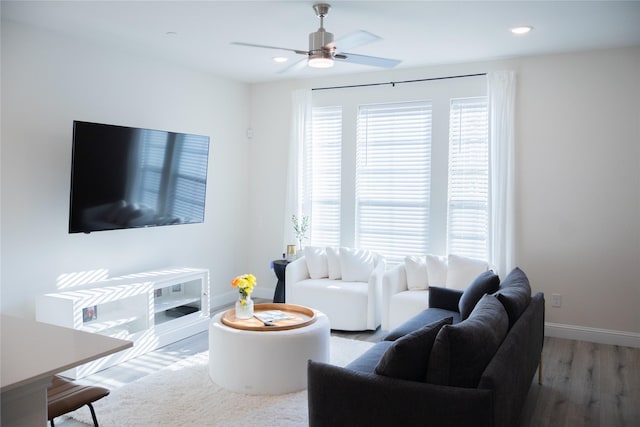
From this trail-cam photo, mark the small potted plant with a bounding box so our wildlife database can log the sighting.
[291,214,310,251]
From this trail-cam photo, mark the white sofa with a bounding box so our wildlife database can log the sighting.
[286,247,385,331]
[381,254,489,331]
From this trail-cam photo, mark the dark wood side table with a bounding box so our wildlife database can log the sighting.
[272,259,290,303]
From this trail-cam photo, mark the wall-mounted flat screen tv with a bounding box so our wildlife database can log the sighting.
[69,121,210,233]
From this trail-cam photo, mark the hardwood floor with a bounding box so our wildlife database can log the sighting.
[520,337,640,427]
[57,306,639,426]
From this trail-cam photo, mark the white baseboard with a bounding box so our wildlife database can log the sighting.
[545,322,640,348]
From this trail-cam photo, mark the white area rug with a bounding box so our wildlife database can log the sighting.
[69,336,373,427]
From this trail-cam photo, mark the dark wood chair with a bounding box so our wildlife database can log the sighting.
[47,375,110,427]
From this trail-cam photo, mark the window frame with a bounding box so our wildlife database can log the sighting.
[307,76,487,262]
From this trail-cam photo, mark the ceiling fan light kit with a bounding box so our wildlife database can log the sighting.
[308,31,335,68]
[232,2,400,72]
[308,52,334,68]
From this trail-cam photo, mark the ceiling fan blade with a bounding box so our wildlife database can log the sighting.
[336,52,401,69]
[231,42,308,56]
[277,58,308,74]
[335,30,382,52]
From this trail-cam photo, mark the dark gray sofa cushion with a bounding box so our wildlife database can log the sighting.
[495,267,531,328]
[428,286,463,312]
[345,341,393,374]
[375,317,453,381]
[426,294,509,387]
[458,271,500,320]
[384,308,461,341]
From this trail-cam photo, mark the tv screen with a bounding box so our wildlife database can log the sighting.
[69,121,210,233]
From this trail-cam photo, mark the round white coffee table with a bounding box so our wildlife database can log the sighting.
[208,304,330,395]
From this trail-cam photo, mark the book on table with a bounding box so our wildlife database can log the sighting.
[254,310,294,322]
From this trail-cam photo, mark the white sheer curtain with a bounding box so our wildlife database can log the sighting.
[283,89,312,250]
[487,71,516,277]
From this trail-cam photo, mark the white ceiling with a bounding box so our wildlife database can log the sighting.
[3,1,640,83]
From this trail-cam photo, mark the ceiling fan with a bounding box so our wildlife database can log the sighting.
[231,3,401,71]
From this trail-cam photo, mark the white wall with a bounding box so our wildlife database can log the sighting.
[247,47,640,341]
[1,20,251,317]
[515,48,640,341]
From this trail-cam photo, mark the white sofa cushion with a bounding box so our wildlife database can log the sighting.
[445,254,488,291]
[405,256,428,290]
[388,290,430,330]
[326,247,341,279]
[426,254,448,287]
[288,278,370,330]
[340,247,375,282]
[304,246,328,279]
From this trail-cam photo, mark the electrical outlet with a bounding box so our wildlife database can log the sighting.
[551,293,562,308]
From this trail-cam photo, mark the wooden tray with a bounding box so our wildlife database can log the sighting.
[221,303,316,331]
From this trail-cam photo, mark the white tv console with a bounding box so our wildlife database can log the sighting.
[36,267,210,379]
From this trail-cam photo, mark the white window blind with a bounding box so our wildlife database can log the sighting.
[305,106,342,247]
[355,101,432,263]
[447,97,489,259]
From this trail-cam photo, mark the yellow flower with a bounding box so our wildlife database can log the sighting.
[232,274,257,303]
[245,274,256,287]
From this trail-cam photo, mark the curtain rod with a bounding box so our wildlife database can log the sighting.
[311,72,487,91]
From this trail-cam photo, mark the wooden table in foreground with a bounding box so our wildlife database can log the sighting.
[1,315,132,427]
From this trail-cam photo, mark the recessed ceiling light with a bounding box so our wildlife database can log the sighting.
[510,26,533,35]
[165,31,178,36]
[272,56,288,63]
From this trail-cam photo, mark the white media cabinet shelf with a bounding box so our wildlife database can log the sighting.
[36,267,210,379]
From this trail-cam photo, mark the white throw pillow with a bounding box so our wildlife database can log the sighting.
[426,254,448,287]
[340,247,375,282]
[326,247,341,279]
[445,254,488,291]
[304,246,328,279]
[405,256,428,290]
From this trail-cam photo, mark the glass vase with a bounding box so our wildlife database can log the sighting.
[235,293,254,319]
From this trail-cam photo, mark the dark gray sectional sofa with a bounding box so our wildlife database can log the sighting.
[307,268,545,427]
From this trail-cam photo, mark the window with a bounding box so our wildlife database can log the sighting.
[356,101,432,261]
[303,106,342,247]
[447,98,489,259]
[305,77,488,264]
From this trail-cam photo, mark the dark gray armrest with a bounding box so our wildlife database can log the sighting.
[478,292,545,427]
[429,286,463,311]
[308,360,493,427]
